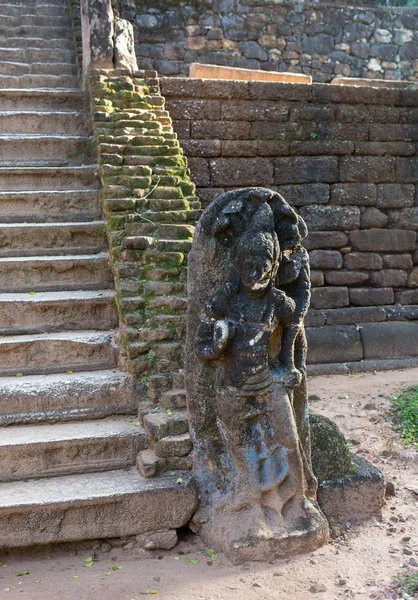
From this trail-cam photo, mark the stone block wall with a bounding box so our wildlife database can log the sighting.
[161,77,418,370]
[121,0,418,83]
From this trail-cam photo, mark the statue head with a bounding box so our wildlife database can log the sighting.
[233,202,280,292]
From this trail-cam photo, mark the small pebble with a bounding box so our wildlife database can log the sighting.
[403,548,413,555]
[409,558,418,567]
[364,403,377,410]
[310,583,327,593]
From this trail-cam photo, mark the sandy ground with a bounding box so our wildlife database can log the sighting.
[1,368,418,600]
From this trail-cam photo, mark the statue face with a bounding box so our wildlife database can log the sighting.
[240,254,274,291]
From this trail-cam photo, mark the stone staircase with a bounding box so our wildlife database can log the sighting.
[0,0,195,549]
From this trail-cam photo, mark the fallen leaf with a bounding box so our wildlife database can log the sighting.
[34,580,41,584]
[72,575,79,579]
[105,571,112,576]
[16,571,29,577]
[176,478,183,485]
[15,373,24,377]
[3,588,11,592]
[148,591,158,595]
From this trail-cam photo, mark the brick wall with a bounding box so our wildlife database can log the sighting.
[161,77,418,371]
[121,0,418,83]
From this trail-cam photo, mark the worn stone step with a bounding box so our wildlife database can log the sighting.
[0,253,113,292]
[0,222,107,257]
[0,37,74,50]
[0,468,196,548]
[0,48,75,63]
[0,369,141,426]
[0,330,117,376]
[0,14,69,26]
[0,89,88,112]
[0,111,91,134]
[0,74,79,89]
[0,134,93,162]
[0,165,97,190]
[0,418,148,482]
[0,25,72,39]
[0,189,101,223]
[0,290,117,334]
[0,5,70,17]
[0,61,77,77]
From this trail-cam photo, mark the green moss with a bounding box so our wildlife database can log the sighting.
[310,412,355,482]
[392,385,418,447]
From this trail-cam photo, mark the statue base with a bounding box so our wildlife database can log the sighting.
[194,497,329,565]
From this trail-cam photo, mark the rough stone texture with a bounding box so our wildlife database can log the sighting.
[0,469,197,548]
[80,0,114,81]
[310,412,355,482]
[122,0,418,84]
[306,326,363,364]
[186,187,328,564]
[114,18,138,72]
[360,322,418,359]
[317,454,386,523]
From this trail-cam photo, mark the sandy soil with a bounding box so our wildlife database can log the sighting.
[1,368,418,600]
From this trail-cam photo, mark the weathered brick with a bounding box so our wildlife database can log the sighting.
[325,271,369,286]
[330,184,376,206]
[305,310,326,327]
[274,157,339,184]
[377,184,415,208]
[221,100,288,121]
[306,325,363,364]
[187,158,210,186]
[303,231,348,250]
[309,250,342,270]
[181,139,221,157]
[221,140,258,157]
[155,433,192,458]
[396,158,418,183]
[345,252,382,271]
[360,207,388,229]
[354,142,415,157]
[300,206,360,231]
[289,140,354,156]
[326,306,386,326]
[369,269,408,288]
[408,267,418,288]
[361,322,418,360]
[382,254,413,269]
[310,270,324,287]
[248,81,312,102]
[349,229,416,252]
[369,124,418,142]
[277,184,329,207]
[161,77,249,100]
[397,289,418,304]
[349,287,394,306]
[191,120,251,140]
[165,99,220,120]
[210,158,273,186]
[171,119,190,138]
[340,157,395,183]
[256,141,290,156]
[388,208,418,231]
[310,287,349,309]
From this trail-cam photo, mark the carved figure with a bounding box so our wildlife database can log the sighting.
[186,188,329,564]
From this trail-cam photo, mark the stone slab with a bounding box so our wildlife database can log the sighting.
[318,454,385,523]
[306,325,363,364]
[360,322,418,359]
[0,468,197,548]
[189,63,312,84]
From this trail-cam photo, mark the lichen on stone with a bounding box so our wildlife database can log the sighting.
[310,411,356,482]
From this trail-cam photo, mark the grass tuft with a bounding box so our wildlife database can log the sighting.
[392,385,418,447]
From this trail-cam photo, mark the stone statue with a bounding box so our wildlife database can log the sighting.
[186,188,329,564]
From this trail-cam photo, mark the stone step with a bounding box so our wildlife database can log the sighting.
[0,61,77,77]
[0,165,97,190]
[0,290,117,334]
[0,418,148,482]
[0,134,93,162]
[0,111,90,134]
[0,222,107,257]
[0,330,117,376]
[0,37,75,50]
[0,48,75,63]
[0,369,141,426]
[0,89,88,111]
[0,5,70,16]
[0,468,196,548]
[0,25,72,39]
[0,253,113,292]
[0,189,101,223]
[0,74,79,89]
[0,14,69,26]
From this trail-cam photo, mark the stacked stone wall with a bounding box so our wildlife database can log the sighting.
[121,0,418,83]
[162,77,418,370]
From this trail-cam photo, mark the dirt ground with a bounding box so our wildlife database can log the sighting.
[1,368,418,600]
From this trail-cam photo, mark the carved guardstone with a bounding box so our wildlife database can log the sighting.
[186,188,329,564]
